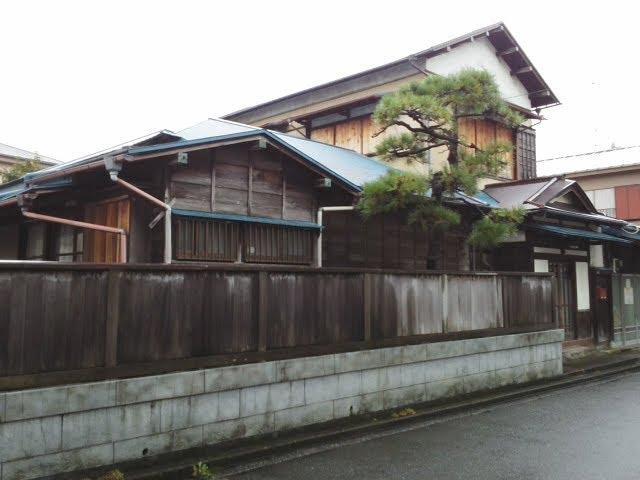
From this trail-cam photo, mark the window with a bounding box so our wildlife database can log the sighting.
[585,188,616,217]
[55,225,84,262]
[24,222,47,260]
[174,217,239,261]
[245,223,314,264]
[516,128,536,180]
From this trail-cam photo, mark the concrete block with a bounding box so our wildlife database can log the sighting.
[336,372,363,398]
[382,384,426,410]
[495,365,527,387]
[425,378,465,401]
[274,401,334,431]
[4,381,116,422]
[463,371,497,393]
[62,402,159,450]
[204,413,274,444]
[305,372,362,404]
[114,431,172,463]
[400,363,426,387]
[462,336,498,355]
[206,362,276,392]
[173,425,204,451]
[477,351,496,373]
[0,416,62,462]
[278,354,335,380]
[335,349,382,374]
[425,340,463,361]
[240,381,304,417]
[217,390,241,421]
[2,443,113,480]
[333,392,383,418]
[400,344,428,364]
[116,371,204,405]
[377,365,405,391]
[379,346,404,366]
[189,391,226,427]
[423,359,449,383]
[0,392,5,423]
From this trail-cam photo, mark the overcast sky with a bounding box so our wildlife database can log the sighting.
[1,0,637,174]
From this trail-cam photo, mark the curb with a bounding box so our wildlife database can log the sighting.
[92,357,640,480]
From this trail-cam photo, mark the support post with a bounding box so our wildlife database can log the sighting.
[258,271,269,352]
[441,274,449,333]
[105,270,121,367]
[363,273,372,342]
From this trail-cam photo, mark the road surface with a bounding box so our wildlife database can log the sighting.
[229,372,640,480]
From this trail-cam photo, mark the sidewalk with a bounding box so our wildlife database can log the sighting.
[79,347,640,480]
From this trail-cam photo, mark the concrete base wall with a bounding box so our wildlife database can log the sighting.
[0,329,564,480]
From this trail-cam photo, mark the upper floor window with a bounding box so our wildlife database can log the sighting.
[584,188,616,218]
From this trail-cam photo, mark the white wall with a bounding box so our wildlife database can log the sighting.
[426,38,532,110]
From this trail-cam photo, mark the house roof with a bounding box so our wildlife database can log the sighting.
[0,142,57,165]
[483,176,627,226]
[527,224,632,245]
[131,118,392,192]
[223,22,559,125]
[538,145,640,177]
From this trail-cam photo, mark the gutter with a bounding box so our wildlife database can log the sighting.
[316,206,356,267]
[104,157,173,264]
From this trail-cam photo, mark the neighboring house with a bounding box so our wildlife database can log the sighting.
[540,146,640,224]
[224,22,557,184]
[0,142,57,182]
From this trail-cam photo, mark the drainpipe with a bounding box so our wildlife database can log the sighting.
[20,207,128,263]
[104,157,172,263]
[316,206,356,267]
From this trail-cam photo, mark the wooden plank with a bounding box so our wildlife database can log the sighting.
[258,271,268,352]
[363,273,372,341]
[310,126,335,145]
[105,271,121,367]
[335,119,363,153]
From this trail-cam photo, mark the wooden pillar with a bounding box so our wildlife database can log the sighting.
[258,271,268,352]
[105,270,122,367]
[363,273,373,342]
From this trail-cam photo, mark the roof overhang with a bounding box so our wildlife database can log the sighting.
[525,223,633,245]
[223,22,558,125]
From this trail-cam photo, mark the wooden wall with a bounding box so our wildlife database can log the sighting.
[0,263,555,388]
[170,145,318,222]
[322,210,469,271]
[458,117,516,179]
[311,116,379,155]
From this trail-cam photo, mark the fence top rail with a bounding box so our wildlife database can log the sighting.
[0,260,554,277]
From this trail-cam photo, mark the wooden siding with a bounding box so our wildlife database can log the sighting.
[311,116,380,155]
[0,264,554,387]
[322,210,469,270]
[84,197,130,263]
[170,145,317,223]
[174,217,240,262]
[458,117,516,179]
[615,185,640,220]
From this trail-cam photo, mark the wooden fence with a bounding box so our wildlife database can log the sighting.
[0,263,554,389]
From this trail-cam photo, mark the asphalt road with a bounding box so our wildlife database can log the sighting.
[229,372,640,480]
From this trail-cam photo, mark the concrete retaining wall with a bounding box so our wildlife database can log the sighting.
[0,329,564,479]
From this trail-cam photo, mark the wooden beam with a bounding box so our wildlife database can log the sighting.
[514,66,534,75]
[530,89,551,97]
[497,46,519,56]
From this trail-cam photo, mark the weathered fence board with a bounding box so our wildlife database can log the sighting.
[0,264,554,383]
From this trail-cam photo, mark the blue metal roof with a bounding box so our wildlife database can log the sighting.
[527,224,632,244]
[173,209,322,230]
[130,119,392,192]
[602,225,640,243]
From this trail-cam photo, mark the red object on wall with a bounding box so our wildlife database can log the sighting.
[615,185,640,220]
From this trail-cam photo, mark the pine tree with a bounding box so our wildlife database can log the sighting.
[358,69,525,249]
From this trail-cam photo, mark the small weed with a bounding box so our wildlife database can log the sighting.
[192,461,215,479]
[391,407,416,419]
[95,470,125,480]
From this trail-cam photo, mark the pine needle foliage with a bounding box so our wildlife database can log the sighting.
[359,69,526,249]
[2,157,44,183]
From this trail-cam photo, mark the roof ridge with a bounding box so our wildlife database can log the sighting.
[539,144,640,162]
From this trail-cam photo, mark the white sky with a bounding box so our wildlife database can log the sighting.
[1,0,638,175]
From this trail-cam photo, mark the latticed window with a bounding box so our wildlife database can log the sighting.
[517,128,536,179]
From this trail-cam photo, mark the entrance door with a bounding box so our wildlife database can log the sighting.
[593,272,612,344]
[84,197,130,263]
[550,261,576,339]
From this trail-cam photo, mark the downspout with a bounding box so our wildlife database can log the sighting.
[105,157,172,263]
[316,206,356,267]
[20,207,128,263]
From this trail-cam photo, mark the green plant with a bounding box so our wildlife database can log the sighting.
[192,461,215,479]
[359,68,525,247]
[2,154,45,183]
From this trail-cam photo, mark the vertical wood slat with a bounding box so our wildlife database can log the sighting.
[258,271,268,352]
[104,271,121,367]
[363,273,372,341]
